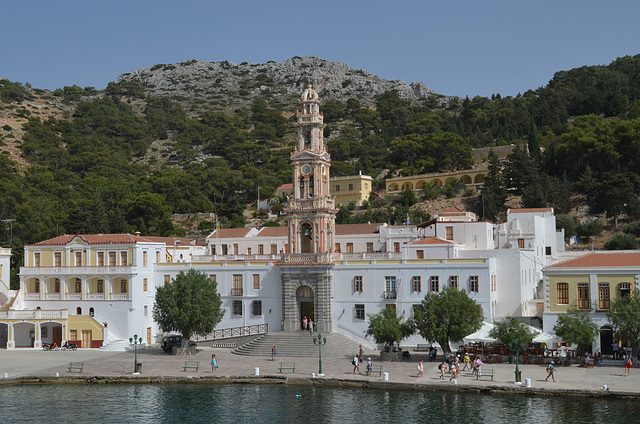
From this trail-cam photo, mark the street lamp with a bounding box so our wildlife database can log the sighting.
[313,333,327,375]
[512,338,521,383]
[129,334,143,373]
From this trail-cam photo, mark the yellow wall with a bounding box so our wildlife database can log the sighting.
[67,315,104,341]
[548,275,587,312]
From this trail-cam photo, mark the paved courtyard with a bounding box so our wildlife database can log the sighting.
[0,346,635,397]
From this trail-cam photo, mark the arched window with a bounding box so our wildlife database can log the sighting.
[76,307,82,315]
[89,307,95,317]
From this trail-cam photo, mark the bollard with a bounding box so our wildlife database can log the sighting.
[382,372,389,381]
[254,367,259,376]
[3,373,7,378]
[524,378,531,388]
[56,373,60,377]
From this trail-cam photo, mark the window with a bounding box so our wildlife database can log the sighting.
[469,276,479,292]
[143,251,147,266]
[143,278,148,292]
[366,242,374,253]
[577,283,590,309]
[34,252,41,267]
[557,283,569,305]
[385,276,397,299]
[348,183,354,190]
[252,300,262,316]
[75,251,82,266]
[416,250,424,259]
[209,275,217,282]
[354,276,363,293]
[70,330,77,341]
[619,283,631,298]
[156,251,160,263]
[75,278,82,293]
[97,252,104,267]
[545,246,552,256]
[120,279,127,293]
[271,244,277,254]
[393,242,400,253]
[233,244,239,255]
[164,275,170,286]
[429,276,439,292]
[97,280,104,293]
[335,184,340,192]
[518,238,525,249]
[89,307,95,317]
[253,274,260,290]
[120,251,127,265]
[258,244,264,255]
[445,226,454,241]
[34,279,40,293]
[412,276,421,292]
[334,243,341,253]
[232,274,243,296]
[355,304,365,320]
[54,252,62,267]
[232,300,243,316]
[54,279,60,293]
[449,276,459,290]
[144,305,148,316]
[598,283,610,310]
[108,252,116,266]
[346,243,354,253]
[247,247,252,255]
[76,307,81,315]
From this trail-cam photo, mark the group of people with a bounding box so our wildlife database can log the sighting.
[302,316,314,334]
[416,352,483,382]
[353,345,373,375]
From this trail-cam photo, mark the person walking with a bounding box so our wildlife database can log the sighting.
[462,353,471,371]
[211,354,218,373]
[271,344,277,361]
[545,361,556,382]
[417,359,424,377]
[353,354,361,374]
[302,316,308,331]
[366,357,373,376]
[308,319,314,335]
[625,356,633,376]
[359,344,364,362]
[439,360,446,379]
[449,361,458,383]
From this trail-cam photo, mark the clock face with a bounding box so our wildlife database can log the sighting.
[301,164,311,175]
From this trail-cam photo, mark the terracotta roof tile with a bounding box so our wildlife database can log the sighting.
[257,227,288,237]
[207,228,252,239]
[26,234,180,246]
[410,237,455,245]
[336,223,382,235]
[442,206,465,213]
[509,208,553,214]
[549,252,640,268]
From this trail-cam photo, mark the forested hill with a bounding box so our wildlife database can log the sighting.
[1,54,640,277]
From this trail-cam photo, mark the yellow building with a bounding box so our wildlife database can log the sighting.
[386,166,487,194]
[543,252,640,355]
[330,173,373,207]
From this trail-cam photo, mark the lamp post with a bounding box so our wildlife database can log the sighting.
[512,339,521,383]
[129,334,143,373]
[313,333,327,375]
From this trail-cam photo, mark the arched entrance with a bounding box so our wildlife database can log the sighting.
[297,285,314,330]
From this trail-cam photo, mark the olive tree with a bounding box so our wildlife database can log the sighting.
[607,289,640,360]
[554,309,598,356]
[365,307,414,351]
[153,269,225,353]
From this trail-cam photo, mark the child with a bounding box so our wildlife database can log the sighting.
[625,356,633,376]
[366,357,373,376]
[271,344,277,361]
[417,359,424,377]
[439,360,446,380]
[211,354,218,373]
[545,361,555,382]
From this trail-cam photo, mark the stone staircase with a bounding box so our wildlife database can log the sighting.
[232,331,372,358]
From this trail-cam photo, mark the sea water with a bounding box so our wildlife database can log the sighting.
[0,383,635,423]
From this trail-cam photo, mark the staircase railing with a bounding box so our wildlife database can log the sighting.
[194,324,268,341]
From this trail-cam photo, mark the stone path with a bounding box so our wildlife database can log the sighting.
[0,347,634,397]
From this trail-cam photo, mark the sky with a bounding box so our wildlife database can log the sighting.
[3,0,640,98]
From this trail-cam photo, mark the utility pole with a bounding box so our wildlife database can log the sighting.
[1,219,16,247]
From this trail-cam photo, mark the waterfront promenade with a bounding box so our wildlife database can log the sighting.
[0,346,634,397]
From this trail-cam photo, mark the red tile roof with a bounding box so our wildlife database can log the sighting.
[26,234,188,246]
[509,208,553,214]
[257,227,288,237]
[549,253,640,268]
[410,237,455,245]
[442,206,465,213]
[207,228,253,239]
[336,223,383,235]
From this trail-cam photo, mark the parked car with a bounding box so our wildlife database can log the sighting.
[161,335,197,352]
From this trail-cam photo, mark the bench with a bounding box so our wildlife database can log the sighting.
[416,344,430,351]
[278,362,296,373]
[475,368,494,381]
[67,362,84,373]
[367,365,383,377]
[183,361,199,372]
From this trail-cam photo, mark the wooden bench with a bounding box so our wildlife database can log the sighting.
[67,362,84,373]
[367,365,383,377]
[416,344,430,351]
[475,368,494,381]
[183,361,199,372]
[278,362,296,373]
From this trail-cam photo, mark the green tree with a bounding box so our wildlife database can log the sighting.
[480,149,507,222]
[607,289,640,359]
[413,287,483,354]
[554,310,598,356]
[153,269,225,352]
[365,307,414,351]
[604,233,640,250]
[489,317,538,372]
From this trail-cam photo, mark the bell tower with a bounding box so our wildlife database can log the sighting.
[285,84,337,258]
[280,84,337,333]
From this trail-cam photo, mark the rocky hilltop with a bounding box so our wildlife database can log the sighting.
[116,56,442,110]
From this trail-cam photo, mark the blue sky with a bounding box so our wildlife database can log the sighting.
[3,0,639,98]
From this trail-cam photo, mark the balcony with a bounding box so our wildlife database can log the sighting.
[88,293,105,300]
[384,291,397,300]
[45,293,62,300]
[278,253,341,265]
[110,293,129,300]
[25,293,40,300]
[231,288,243,296]
[0,309,68,319]
[20,265,136,276]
